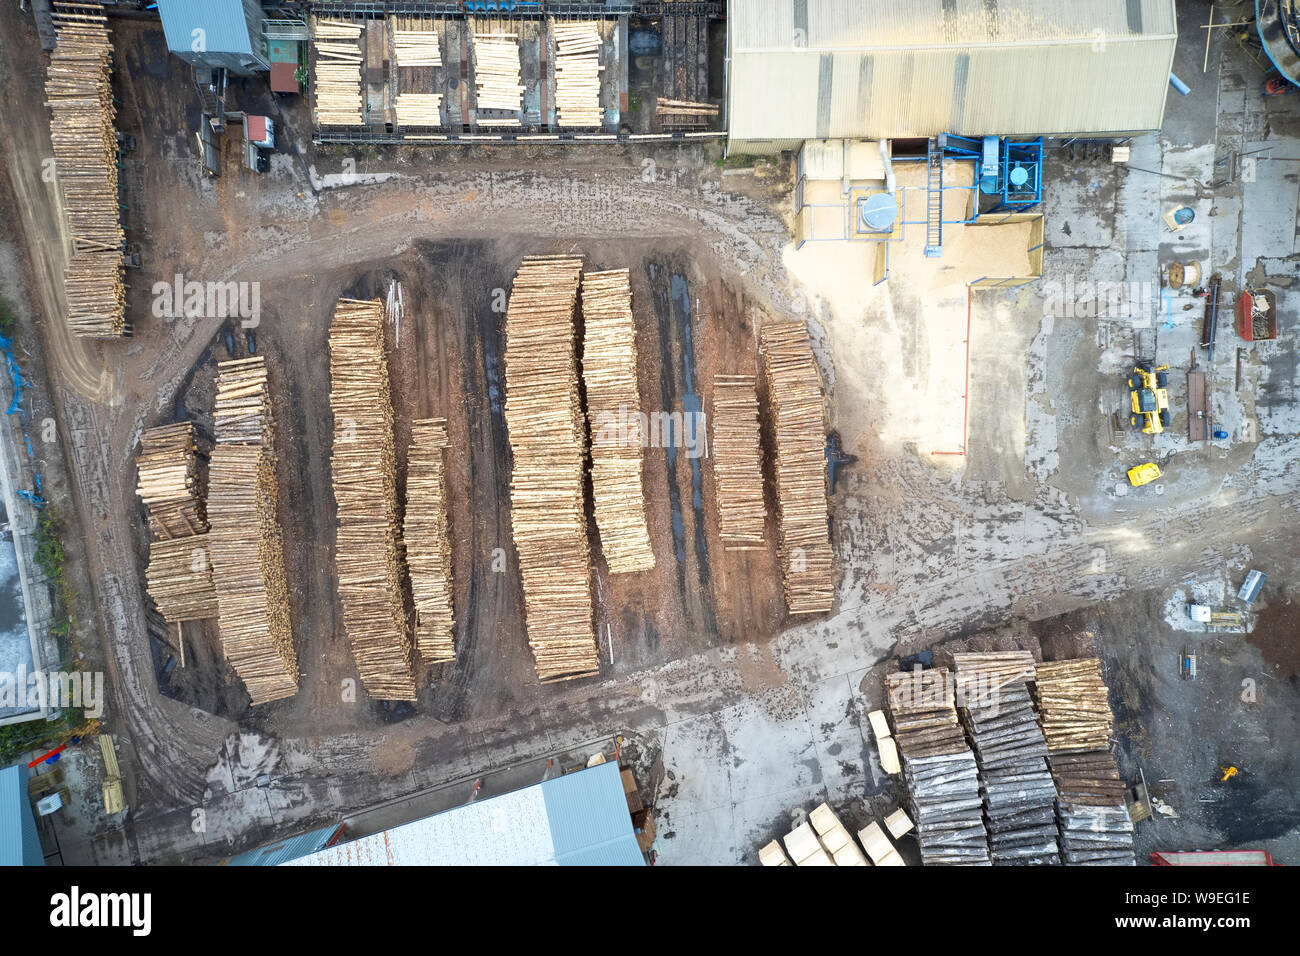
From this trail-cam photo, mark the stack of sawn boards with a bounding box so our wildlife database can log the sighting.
[328,299,417,701]
[953,652,1060,865]
[471,30,523,121]
[552,21,603,128]
[503,256,600,682]
[1034,658,1135,865]
[404,418,456,665]
[759,321,833,614]
[312,17,364,125]
[886,669,990,865]
[45,8,124,337]
[206,358,299,705]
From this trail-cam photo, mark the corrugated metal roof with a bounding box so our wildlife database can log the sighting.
[157,0,257,56]
[287,762,644,867]
[728,0,1178,140]
[0,765,43,866]
[222,823,343,866]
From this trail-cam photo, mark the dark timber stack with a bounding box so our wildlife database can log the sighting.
[886,669,990,865]
[404,418,455,665]
[953,652,1061,865]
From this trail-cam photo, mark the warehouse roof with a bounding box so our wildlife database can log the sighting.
[727,0,1179,142]
[158,0,257,56]
[287,762,645,866]
[0,765,43,866]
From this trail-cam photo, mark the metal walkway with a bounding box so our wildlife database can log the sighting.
[924,141,943,257]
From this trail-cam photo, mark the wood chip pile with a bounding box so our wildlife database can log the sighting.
[206,358,298,704]
[471,32,523,119]
[886,669,990,865]
[313,17,364,125]
[503,255,599,682]
[760,321,833,614]
[953,652,1061,865]
[710,374,766,550]
[404,418,455,665]
[581,268,654,573]
[1034,658,1134,864]
[45,9,124,337]
[553,21,603,128]
[136,422,218,624]
[329,299,417,701]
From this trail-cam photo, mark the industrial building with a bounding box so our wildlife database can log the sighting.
[157,0,272,76]
[0,765,43,866]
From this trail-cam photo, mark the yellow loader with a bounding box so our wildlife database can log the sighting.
[1128,362,1171,434]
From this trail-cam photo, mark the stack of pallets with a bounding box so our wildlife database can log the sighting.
[760,320,833,614]
[313,17,364,125]
[206,358,299,704]
[581,268,654,573]
[329,299,417,701]
[953,652,1061,865]
[404,418,455,665]
[503,256,599,682]
[471,31,523,122]
[553,21,603,128]
[886,669,990,865]
[45,8,124,337]
[710,374,766,550]
[1034,658,1135,865]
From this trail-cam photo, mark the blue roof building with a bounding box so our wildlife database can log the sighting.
[221,822,346,866]
[157,0,269,76]
[0,764,44,866]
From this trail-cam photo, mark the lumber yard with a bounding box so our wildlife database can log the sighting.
[0,0,1295,921]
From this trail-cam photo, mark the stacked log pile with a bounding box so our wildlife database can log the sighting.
[656,98,718,130]
[1034,658,1135,864]
[760,321,833,614]
[45,10,124,337]
[886,669,990,865]
[144,536,219,622]
[710,374,766,550]
[471,32,523,120]
[203,359,297,703]
[394,93,442,126]
[313,17,364,125]
[404,418,455,665]
[329,299,417,701]
[581,269,654,573]
[553,21,603,128]
[392,23,442,66]
[953,652,1061,865]
[503,256,600,682]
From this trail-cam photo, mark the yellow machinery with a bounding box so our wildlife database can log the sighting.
[1128,362,1172,434]
[1127,462,1162,486]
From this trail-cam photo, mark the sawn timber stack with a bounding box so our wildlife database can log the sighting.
[404,418,455,665]
[503,256,600,682]
[329,299,417,701]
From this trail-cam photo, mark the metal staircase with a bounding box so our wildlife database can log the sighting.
[924,140,943,257]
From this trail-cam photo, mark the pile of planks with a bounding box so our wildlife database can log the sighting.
[656,98,718,130]
[45,10,124,337]
[760,321,833,614]
[886,669,990,865]
[392,22,442,67]
[206,358,298,704]
[404,418,455,665]
[710,374,766,550]
[471,32,523,118]
[313,17,364,125]
[329,299,417,701]
[503,256,600,682]
[581,269,654,573]
[1035,658,1134,864]
[553,21,603,128]
[953,652,1061,865]
[394,93,443,126]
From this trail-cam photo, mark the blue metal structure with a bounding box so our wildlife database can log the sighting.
[0,765,44,866]
[939,134,1043,214]
[222,822,345,866]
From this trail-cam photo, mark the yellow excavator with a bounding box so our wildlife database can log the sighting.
[1128,361,1172,434]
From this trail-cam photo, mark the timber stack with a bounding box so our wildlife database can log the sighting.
[329,299,417,700]
[45,7,124,337]
[710,374,766,550]
[886,668,990,865]
[404,418,456,665]
[392,22,442,67]
[313,17,364,125]
[1034,658,1135,864]
[953,652,1061,865]
[471,31,523,122]
[760,320,833,614]
[144,535,219,622]
[553,21,603,128]
[503,255,600,682]
[581,268,654,573]
[206,358,299,704]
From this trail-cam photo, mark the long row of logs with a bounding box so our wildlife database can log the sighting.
[45,9,124,336]
[404,418,456,665]
[328,299,417,701]
[313,17,364,125]
[710,374,766,550]
[392,22,442,67]
[471,32,523,118]
[503,256,601,682]
[553,21,603,128]
[760,321,834,614]
[581,269,654,574]
[206,357,298,704]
